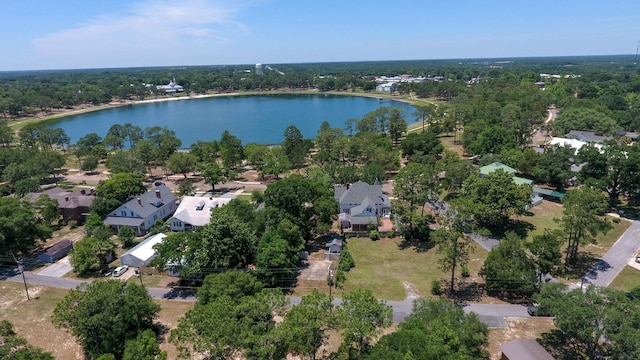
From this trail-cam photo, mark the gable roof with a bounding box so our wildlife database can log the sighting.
[121,233,167,263]
[479,162,516,176]
[117,184,176,218]
[172,195,236,227]
[334,181,390,207]
[565,130,612,143]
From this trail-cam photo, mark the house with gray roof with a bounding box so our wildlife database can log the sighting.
[26,187,95,224]
[334,180,390,230]
[103,184,177,235]
[564,130,613,143]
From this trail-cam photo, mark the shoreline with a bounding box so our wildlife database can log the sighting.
[8,90,436,130]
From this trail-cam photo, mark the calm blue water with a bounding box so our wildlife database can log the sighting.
[48,94,415,146]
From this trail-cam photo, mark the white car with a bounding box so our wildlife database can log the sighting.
[112,265,129,277]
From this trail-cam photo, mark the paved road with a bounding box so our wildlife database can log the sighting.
[576,219,640,289]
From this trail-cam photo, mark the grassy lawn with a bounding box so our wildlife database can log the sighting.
[609,266,640,291]
[339,237,488,301]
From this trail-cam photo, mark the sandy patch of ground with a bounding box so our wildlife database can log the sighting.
[299,260,332,281]
[487,317,555,359]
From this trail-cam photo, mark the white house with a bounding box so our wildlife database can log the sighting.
[156,78,184,94]
[120,233,167,268]
[170,193,236,231]
[103,185,177,235]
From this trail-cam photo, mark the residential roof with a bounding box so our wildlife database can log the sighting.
[334,181,390,208]
[172,195,235,227]
[513,176,534,186]
[45,239,73,257]
[25,187,95,208]
[533,187,566,199]
[121,233,167,263]
[111,184,176,219]
[500,339,554,360]
[103,217,145,227]
[550,137,604,153]
[565,130,612,143]
[479,162,516,176]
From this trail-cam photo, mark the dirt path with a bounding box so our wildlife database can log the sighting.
[530,105,557,146]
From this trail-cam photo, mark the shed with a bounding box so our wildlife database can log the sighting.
[326,233,343,254]
[38,240,73,263]
[500,339,554,360]
[120,233,167,268]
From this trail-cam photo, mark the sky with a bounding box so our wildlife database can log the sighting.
[1,0,639,71]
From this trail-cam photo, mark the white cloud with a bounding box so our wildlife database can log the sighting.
[31,0,256,68]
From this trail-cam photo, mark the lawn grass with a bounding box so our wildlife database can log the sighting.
[609,265,640,292]
[339,236,488,301]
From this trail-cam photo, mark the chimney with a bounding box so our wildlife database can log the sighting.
[65,196,69,202]
[80,189,86,195]
[137,198,142,206]
[155,190,161,199]
[346,183,350,190]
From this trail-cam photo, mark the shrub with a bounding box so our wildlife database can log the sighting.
[338,246,355,272]
[431,279,442,296]
[369,230,380,240]
[68,220,78,229]
[461,264,470,278]
[335,270,347,288]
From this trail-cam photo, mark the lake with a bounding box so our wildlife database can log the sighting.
[48,94,416,146]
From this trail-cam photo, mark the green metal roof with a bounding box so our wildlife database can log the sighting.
[513,176,534,186]
[479,162,516,176]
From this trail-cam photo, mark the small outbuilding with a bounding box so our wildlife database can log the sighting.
[500,339,554,360]
[119,233,167,268]
[38,240,73,263]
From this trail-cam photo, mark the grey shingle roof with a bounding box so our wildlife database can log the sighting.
[334,181,390,208]
[120,184,176,218]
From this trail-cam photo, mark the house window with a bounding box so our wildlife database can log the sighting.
[121,210,126,216]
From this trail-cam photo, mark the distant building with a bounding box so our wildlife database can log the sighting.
[120,233,167,268]
[156,78,184,94]
[255,63,264,75]
[103,185,177,236]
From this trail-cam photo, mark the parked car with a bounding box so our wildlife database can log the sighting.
[527,305,552,317]
[112,265,129,277]
[635,256,640,264]
[102,268,115,277]
[154,181,165,186]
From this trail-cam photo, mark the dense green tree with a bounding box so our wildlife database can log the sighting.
[400,132,443,163]
[52,280,160,360]
[118,226,136,248]
[528,230,563,280]
[218,130,244,170]
[0,320,54,360]
[122,329,166,360]
[412,103,437,133]
[170,287,286,359]
[578,143,635,207]
[459,169,532,228]
[366,298,488,360]
[199,162,224,192]
[557,187,611,266]
[34,195,62,228]
[244,142,269,171]
[105,150,145,175]
[282,125,311,168]
[552,107,619,136]
[153,207,258,277]
[337,289,393,357]
[264,174,336,238]
[281,290,334,360]
[166,151,197,178]
[196,271,264,306]
[393,162,438,236]
[0,121,15,147]
[314,121,344,165]
[533,144,575,191]
[133,139,156,176]
[92,173,146,216]
[255,228,297,286]
[480,232,538,296]
[69,236,116,274]
[535,283,640,359]
[0,197,51,253]
[468,125,517,155]
[81,155,100,173]
[13,178,41,197]
[437,150,476,194]
[388,108,408,145]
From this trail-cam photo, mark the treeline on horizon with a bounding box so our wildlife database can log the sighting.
[1,54,639,119]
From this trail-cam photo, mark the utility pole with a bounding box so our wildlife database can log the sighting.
[10,251,30,300]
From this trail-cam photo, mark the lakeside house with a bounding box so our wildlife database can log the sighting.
[170,193,237,231]
[334,180,391,231]
[103,184,177,236]
[156,78,184,94]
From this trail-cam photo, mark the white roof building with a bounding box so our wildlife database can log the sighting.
[170,194,236,231]
[549,137,603,153]
[156,78,184,94]
[120,233,167,268]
